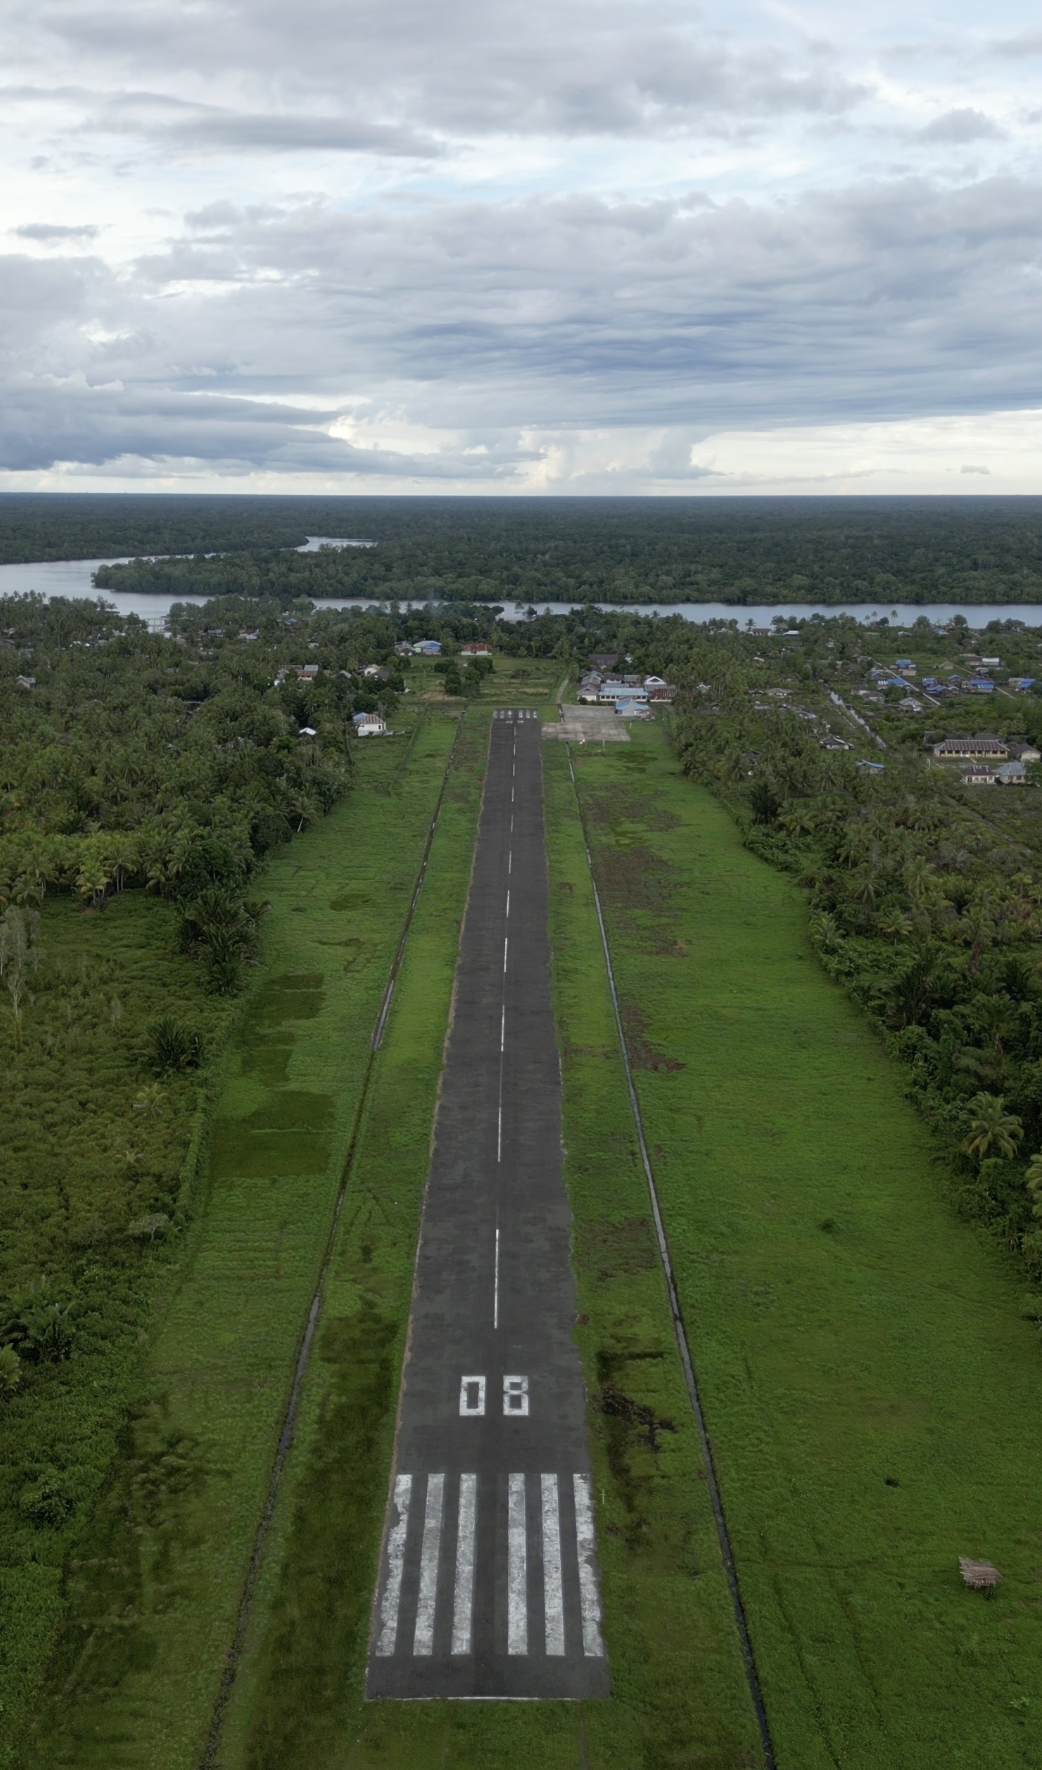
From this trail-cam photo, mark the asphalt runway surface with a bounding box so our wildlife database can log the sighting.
[367,709,609,1701]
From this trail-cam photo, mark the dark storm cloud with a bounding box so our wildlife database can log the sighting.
[3,169,1041,474]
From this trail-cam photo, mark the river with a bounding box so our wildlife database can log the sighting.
[0,545,1039,630]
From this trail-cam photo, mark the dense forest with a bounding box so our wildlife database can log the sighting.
[5,492,1042,604]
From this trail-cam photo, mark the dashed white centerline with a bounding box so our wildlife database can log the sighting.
[452,1474,478,1654]
[541,1474,565,1657]
[507,1474,528,1655]
[493,1224,500,1328]
[503,936,509,973]
[505,890,510,918]
[500,1005,506,1052]
[375,1473,412,1655]
[413,1473,445,1655]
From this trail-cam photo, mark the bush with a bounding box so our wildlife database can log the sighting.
[0,1284,77,1362]
[19,1468,74,1529]
[146,1016,204,1074]
[0,1344,20,1397]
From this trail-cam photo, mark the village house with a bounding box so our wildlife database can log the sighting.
[460,641,492,656]
[275,663,319,686]
[352,711,387,737]
[412,640,442,655]
[932,735,1008,762]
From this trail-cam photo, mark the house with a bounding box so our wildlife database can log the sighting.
[394,642,414,657]
[588,652,619,670]
[898,697,924,712]
[460,641,492,656]
[819,735,851,751]
[981,657,1002,667]
[961,765,997,786]
[615,698,652,719]
[1009,742,1041,762]
[353,712,387,737]
[894,658,915,671]
[412,640,442,655]
[15,675,35,689]
[995,761,1029,785]
[237,630,260,642]
[965,678,996,694]
[856,759,885,772]
[577,676,602,703]
[363,664,391,680]
[275,663,319,685]
[932,735,1008,761]
[298,725,317,739]
[1009,677,1036,692]
[598,680,648,703]
[648,685,676,702]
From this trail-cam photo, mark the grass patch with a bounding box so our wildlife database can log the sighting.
[0,889,236,1759]
[571,721,1042,1769]
[216,728,764,1770]
[17,712,465,1770]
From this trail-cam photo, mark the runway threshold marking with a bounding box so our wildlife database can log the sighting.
[368,709,608,1699]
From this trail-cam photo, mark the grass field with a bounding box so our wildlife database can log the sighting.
[20,709,467,1770]
[0,894,237,1759]
[570,718,1042,1769]
[204,722,765,1770]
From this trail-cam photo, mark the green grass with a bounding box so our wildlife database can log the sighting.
[570,720,1042,1769]
[0,894,236,1759]
[210,727,764,1770]
[19,710,466,1770]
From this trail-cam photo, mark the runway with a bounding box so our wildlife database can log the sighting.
[367,709,609,1701]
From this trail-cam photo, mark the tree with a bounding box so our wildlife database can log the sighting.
[962,1094,1023,1164]
[1025,1152,1042,1220]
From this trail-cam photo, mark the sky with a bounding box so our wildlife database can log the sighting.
[2,0,1042,497]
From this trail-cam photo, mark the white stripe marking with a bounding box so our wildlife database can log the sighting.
[541,1475,565,1656]
[503,936,509,973]
[573,1474,605,1657]
[500,1005,506,1052]
[413,1473,445,1655]
[497,1101,502,1162]
[505,890,510,918]
[375,1473,412,1655]
[507,1473,528,1655]
[494,1225,500,1327]
[452,1474,478,1654]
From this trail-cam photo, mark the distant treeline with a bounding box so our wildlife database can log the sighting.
[5,492,1042,602]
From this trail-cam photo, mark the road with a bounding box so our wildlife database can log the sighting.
[367,709,609,1700]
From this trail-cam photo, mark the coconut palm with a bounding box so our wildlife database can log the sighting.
[962,1094,1023,1164]
[1025,1153,1042,1219]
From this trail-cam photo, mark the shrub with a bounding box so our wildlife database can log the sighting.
[0,1344,20,1397]
[0,1283,77,1362]
[146,1016,203,1074]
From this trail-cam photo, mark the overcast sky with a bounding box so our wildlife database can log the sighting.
[2,0,1041,496]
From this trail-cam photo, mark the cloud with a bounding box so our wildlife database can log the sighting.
[988,31,1042,59]
[915,108,1003,143]
[14,222,100,242]
[960,463,991,473]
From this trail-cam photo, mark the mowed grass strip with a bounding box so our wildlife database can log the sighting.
[571,721,1042,1770]
[22,710,464,1770]
[219,728,764,1770]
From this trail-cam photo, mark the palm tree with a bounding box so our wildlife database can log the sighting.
[1025,1152,1042,1219]
[962,1094,1023,1163]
